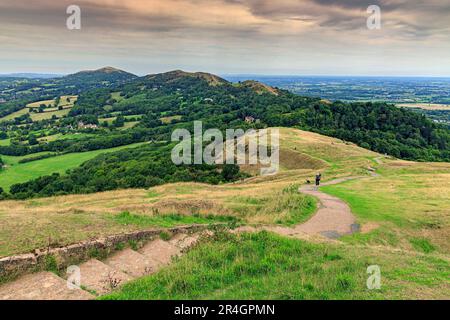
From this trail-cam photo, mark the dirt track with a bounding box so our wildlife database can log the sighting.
[235,177,361,239]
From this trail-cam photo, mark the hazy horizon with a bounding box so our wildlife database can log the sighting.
[2,70,450,79]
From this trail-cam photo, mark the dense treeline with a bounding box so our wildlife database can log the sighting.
[300,103,449,161]
[8,143,243,199]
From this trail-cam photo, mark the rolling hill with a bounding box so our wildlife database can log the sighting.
[63,67,138,85]
[0,128,448,299]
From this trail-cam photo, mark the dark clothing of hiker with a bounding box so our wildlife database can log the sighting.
[315,174,322,186]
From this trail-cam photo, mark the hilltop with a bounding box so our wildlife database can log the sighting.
[62,67,138,84]
[238,80,280,95]
[145,70,229,87]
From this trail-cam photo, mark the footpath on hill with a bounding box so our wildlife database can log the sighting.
[234,176,362,240]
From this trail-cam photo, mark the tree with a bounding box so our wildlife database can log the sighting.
[28,135,39,146]
[113,115,125,128]
[222,164,240,181]
[0,186,6,200]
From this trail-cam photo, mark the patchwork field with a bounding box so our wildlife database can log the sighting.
[0,95,78,123]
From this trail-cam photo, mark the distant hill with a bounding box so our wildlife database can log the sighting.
[145,70,229,87]
[64,67,137,83]
[238,80,280,96]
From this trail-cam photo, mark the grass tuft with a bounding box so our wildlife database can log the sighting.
[409,238,436,254]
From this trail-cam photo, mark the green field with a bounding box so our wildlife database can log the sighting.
[0,142,147,191]
[29,108,71,121]
[102,232,449,300]
[111,92,125,102]
[38,133,96,143]
[321,161,450,254]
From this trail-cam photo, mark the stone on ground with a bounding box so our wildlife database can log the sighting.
[169,233,200,251]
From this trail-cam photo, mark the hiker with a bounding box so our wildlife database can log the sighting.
[315,173,322,186]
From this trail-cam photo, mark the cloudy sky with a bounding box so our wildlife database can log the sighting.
[0,0,449,76]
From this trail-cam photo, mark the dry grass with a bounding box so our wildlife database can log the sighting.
[29,108,71,121]
[26,99,55,108]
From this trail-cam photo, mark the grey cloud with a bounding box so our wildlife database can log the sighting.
[235,0,450,38]
[1,0,449,38]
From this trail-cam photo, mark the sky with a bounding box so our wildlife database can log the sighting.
[0,0,449,76]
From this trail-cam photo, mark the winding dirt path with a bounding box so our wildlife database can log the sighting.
[292,177,361,238]
[235,177,361,240]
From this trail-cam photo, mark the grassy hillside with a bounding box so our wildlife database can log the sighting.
[103,232,449,300]
[1,128,448,299]
[0,128,369,256]
[0,142,146,191]
[322,160,450,254]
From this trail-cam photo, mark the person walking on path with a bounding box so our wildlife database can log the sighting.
[315,173,322,186]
